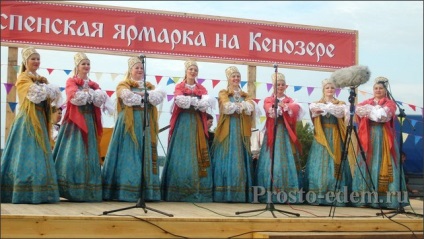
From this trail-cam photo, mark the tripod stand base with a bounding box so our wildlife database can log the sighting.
[103,201,174,217]
[235,203,300,218]
[376,207,423,219]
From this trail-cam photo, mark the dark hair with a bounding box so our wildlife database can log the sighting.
[206,113,213,120]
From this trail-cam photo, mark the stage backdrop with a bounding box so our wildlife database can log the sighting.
[1,1,357,71]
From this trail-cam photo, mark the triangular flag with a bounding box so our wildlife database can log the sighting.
[212,80,220,88]
[408,104,416,111]
[396,101,403,106]
[110,73,119,81]
[240,81,247,89]
[64,69,72,75]
[302,119,308,127]
[106,90,114,97]
[410,119,417,128]
[167,77,175,85]
[294,86,302,92]
[172,77,180,83]
[46,68,54,75]
[197,78,205,85]
[255,82,263,88]
[95,72,103,81]
[398,116,405,125]
[155,75,163,84]
[3,83,14,94]
[266,83,273,92]
[402,133,408,143]
[415,136,422,145]
[216,114,220,122]
[167,94,174,102]
[59,87,65,92]
[260,116,267,123]
[359,90,367,96]
[8,102,17,112]
[13,65,19,72]
[307,87,314,96]
[253,98,260,104]
[335,88,341,97]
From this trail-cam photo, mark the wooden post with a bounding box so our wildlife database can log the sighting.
[4,47,18,143]
[247,65,256,128]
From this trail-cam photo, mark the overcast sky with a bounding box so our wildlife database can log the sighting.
[1,1,423,151]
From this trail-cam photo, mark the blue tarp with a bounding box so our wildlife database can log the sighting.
[395,114,423,175]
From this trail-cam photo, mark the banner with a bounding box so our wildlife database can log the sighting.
[1,1,357,70]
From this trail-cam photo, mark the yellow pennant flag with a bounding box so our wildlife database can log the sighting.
[260,116,267,124]
[402,133,408,143]
[398,116,405,125]
[110,73,119,81]
[255,82,263,88]
[302,119,308,127]
[94,72,103,81]
[172,77,180,83]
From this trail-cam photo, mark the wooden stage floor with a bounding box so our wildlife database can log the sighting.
[1,198,423,238]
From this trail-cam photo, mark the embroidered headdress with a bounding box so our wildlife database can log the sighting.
[21,47,38,66]
[374,76,389,85]
[128,56,142,70]
[225,66,240,80]
[184,60,198,71]
[271,72,286,85]
[74,52,89,67]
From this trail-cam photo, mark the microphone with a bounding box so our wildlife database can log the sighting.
[138,54,146,63]
[329,65,371,88]
[273,63,278,69]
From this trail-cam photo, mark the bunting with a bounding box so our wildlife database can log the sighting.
[402,132,408,143]
[95,72,103,81]
[197,78,205,85]
[240,81,247,89]
[3,83,14,94]
[335,88,341,97]
[266,83,273,92]
[259,116,267,123]
[59,87,65,92]
[46,68,54,75]
[110,73,119,81]
[415,136,422,145]
[294,86,302,92]
[307,87,314,96]
[8,102,17,112]
[13,66,19,72]
[252,98,260,104]
[64,69,72,75]
[212,79,220,88]
[167,94,174,102]
[408,104,416,111]
[166,77,175,85]
[172,77,180,84]
[106,90,114,97]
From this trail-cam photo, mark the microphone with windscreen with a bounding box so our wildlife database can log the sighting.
[330,65,371,88]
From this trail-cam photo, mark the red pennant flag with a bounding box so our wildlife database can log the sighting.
[46,68,54,75]
[106,90,114,97]
[212,80,220,88]
[155,75,163,84]
[408,104,416,111]
[253,98,260,104]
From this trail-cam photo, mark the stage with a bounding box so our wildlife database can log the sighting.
[1,198,423,238]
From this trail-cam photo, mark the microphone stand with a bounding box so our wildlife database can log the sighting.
[235,64,300,218]
[103,55,173,217]
[375,85,422,218]
[329,87,384,218]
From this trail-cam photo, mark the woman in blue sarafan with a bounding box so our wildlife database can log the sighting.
[304,79,353,206]
[255,73,304,204]
[102,56,166,202]
[211,66,258,202]
[161,60,216,202]
[53,52,114,202]
[1,46,63,203]
[352,77,409,209]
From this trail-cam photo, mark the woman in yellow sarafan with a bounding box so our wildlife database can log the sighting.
[1,46,62,203]
[211,66,257,202]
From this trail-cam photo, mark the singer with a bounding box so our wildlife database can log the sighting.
[161,60,216,202]
[102,56,166,202]
[53,52,113,202]
[304,79,354,206]
[255,72,305,204]
[352,77,409,209]
[211,66,257,203]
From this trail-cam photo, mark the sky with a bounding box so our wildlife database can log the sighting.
[1,1,423,153]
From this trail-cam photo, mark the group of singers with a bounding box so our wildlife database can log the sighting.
[0,46,409,210]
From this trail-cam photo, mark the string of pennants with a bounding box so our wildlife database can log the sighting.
[2,64,423,111]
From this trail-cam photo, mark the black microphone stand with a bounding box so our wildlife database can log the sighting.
[329,87,384,218]
[375,85,422,218]
[235,64,300,218]
[103,55,173,217]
